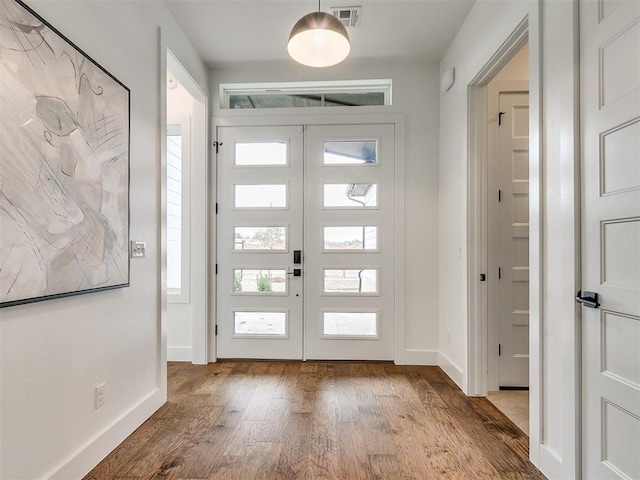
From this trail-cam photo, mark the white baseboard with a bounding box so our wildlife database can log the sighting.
[47,388,165,480]
[167,346,192,362]
[401,349,439,365]
[438,351,464,390]
[539,444,565,479]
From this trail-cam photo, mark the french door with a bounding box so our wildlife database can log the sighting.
[215,123,395,360]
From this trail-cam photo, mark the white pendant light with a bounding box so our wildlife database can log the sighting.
[287,3,350,68]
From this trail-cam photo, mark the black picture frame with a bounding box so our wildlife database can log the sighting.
[0,0,131,308]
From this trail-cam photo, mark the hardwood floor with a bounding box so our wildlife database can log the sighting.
[85,362,545,480]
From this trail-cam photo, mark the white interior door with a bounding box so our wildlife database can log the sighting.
[304,124,395,360]
[216,126,304,359]
[581,0,640,478]
[216,123,396,361]
[493,91,530,388]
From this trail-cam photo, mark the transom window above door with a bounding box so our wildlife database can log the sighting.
[220,80,392,109]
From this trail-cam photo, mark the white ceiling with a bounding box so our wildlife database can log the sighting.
[164,0,476,67]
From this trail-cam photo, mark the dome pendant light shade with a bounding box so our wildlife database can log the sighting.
[287,11,350,67]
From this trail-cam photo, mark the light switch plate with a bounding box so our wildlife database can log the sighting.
[130,241,146,258]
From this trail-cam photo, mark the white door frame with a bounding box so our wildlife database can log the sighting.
[465,16,544,465]
[163,49,210,365]
[210,113,406,364]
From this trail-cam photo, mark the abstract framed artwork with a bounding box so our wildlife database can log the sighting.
[0,0,130,308]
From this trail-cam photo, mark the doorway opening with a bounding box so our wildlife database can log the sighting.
[165,50,208,364]
[466,15,540,443]
[485,43,530,434]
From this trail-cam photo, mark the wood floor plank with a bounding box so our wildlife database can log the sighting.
[368,454,401,480]
[336,420,370,480]
[273,411,313,478]
[84,362,546,480]
[85,418,169,480]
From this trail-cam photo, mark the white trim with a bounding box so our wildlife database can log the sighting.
[46,389,165,480]
[393,120,406,365]
[402,349,439,365]
[539,444,564,479]
[528,3,543,468]
[438,351,465,390]
[167,347,193,362]
[212,113,406,365]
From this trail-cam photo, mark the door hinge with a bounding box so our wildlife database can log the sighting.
[498,111,506,126]
[215,325,218,336]
[215,202,218,214]
[213,141,223,154]
[498,189,502,202]
[498,344,502,356]
[498,267,502,279]
[480,273,486,281]
[215,264,218,275]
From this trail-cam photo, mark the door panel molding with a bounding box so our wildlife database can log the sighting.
[581,0,640,477]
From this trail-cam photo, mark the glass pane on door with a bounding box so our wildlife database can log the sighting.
[234,184,287,208]
[323,226,378,250]
[233,226,287,251]
[323,268,378,294]
[323,140,378,165]
[323,183,378,207]
[235,142,287,166]
[322,311,378,337]
[234,311,287,336]
[233,269,287,294]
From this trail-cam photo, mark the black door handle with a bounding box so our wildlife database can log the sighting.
[576,290,600,308]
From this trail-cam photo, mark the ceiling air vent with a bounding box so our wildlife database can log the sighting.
[330,6,362,28]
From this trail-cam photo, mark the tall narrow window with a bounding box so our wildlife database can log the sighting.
[167,124,184,296]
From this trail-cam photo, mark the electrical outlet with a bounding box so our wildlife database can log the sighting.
[130,241,146,258]
[95,383,105,409]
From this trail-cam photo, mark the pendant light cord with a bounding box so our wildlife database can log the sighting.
[318,0,320,12]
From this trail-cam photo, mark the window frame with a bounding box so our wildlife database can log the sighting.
[220,79,392,110]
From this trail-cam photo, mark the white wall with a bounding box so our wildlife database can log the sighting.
[0,2,208,479]
[438,0,579,478]
[210,60,441,363]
